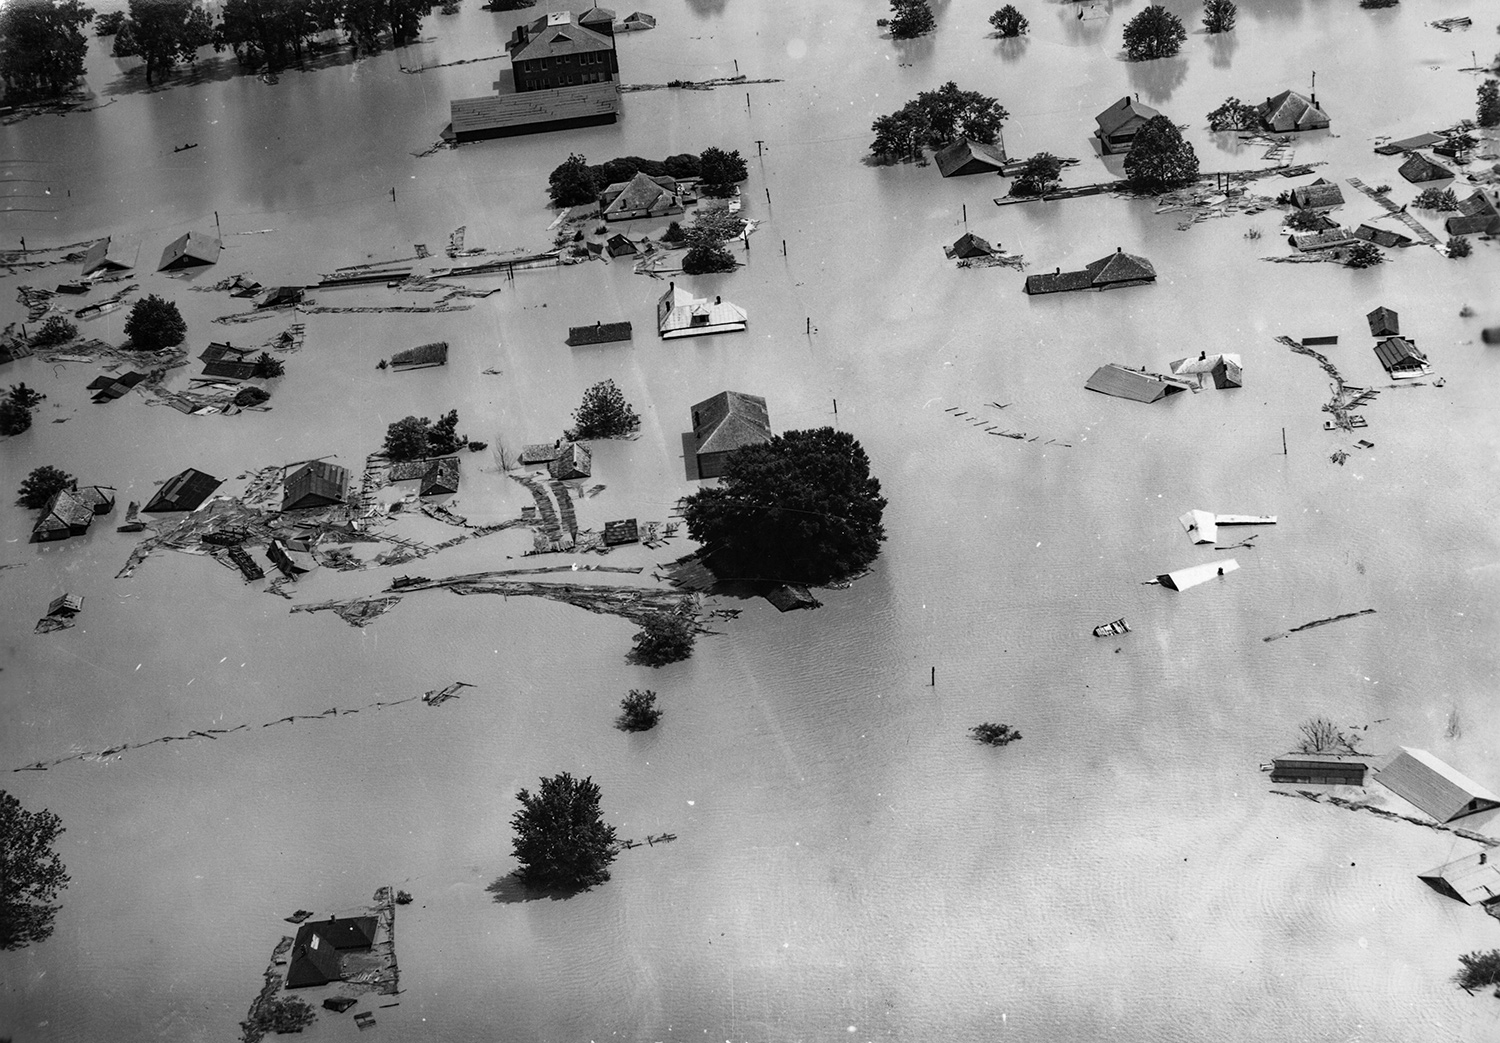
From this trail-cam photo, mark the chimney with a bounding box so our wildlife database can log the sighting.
[1483,852,1489,865]
[715,295,721,304]
[668,281,674,291]
[1117,246,1122,253]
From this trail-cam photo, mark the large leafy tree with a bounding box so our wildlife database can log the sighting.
[1122,5,1186,61]
[548,152,601,207]
[17,465,76,509]
[1,790,71,950]
[1202,0,1236,33]
[1206,97,1260,132]
[123,294,187,349]
[0,0,96,99]
[1010,152,1062,196]
[683,427,887,585]
[1124,114,1200,192]
[988,5,1028,38]
[571,379,639,439]
[215,0,339,69]
[869,82,1008,158]
[510,773,617,891]
[114,0,214,85]
[888,0,935,39]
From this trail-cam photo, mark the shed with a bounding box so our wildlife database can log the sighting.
[1397,153,1452,184]
[32,489,97,542]
[1366,307,1399,337]
[47,593,84,617]
[1290,177,1344,210]
[765,584,821,612]
[657,283,747,339]
[1372,336,1427,376]
[1084,364,1191,403]
[1376,748,1500,822]
[419,457,461,496]
[1289,228,1356,252]
[1270,753,1370,786]
[200,342,256,364]
[389,341,448,370]
[549,442,591,480]
[944,232,996,260]
[604,233,638,257]
[1026,248,1156,294]
[258,286,304,309]
[1094,96,1161,154]
[518,443,562,465]
[578,5,617,36]
[1374,132,1445,156]
[74,485,116,514]
[933,137,1007,177]
[143,468,222,512]
[80,236,134,277]
[1257,90,1329,133]
[1353,224,1412,249]
[603,518,639,545]
[1417,851,1500,905]
[283,461,350,511]
[1444,214,1500,236]
[157,231,222,271]
[691,390,772,478]
[613,10,655,31]
[1170,352,1243,389]
[567,321,632,346]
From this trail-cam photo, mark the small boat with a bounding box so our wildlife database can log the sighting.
[1092,618,1130,638]
[173,142,199,152]
[284,909,314,924]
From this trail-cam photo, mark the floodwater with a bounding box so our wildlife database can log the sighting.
[4,0,1500,1040]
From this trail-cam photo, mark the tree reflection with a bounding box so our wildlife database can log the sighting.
[1126,56,1188,104]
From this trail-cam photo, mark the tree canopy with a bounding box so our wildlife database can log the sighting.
[888,0,935,39]
[114,0,214,85]
[1206,97,1260,132]
[1122,5,1186,61]
[682,427,887,585]
[31,316,78,348]
[697,146,748,188]
[870,82,1009,159]
[510,773,617,891]
[547,153,600,207]
[628,612,695,667]
[123,294,187,350]
[615,689,661,732]
[383,410,465,460]
[988,5,1028,38]
[571,379,640,439]
[1480,81,1500,129]
[215,0,342,69]
[0,0,95,99]
[1123,115,1200,192]
[1009,152,1062,196]
[1,790,71,950]
[1202,0,1236,33]
[18,465,76,509]
[682,242,737,274]
[1,384,43,436]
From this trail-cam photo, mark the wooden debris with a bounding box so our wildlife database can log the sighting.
[1264,608,1376,642]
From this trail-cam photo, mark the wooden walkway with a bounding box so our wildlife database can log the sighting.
[1345,177,1444,250]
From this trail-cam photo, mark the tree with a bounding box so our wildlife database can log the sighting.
[628,612,696,667]
[697,146,748,189]
[1122,5,1187,61]
[233,385,270,407]
[970,723,1022,747]
[1455,951,1500,991]
[1479,81,1500,129]
[17,465,76,509]
[428,409,464,454]
[30,315,77,348]
[0,0,95,98]
[383,415,432,460]
[114,0,214,86]
[1344,242,1384,268]
[123,294,186,350]
[988,5,1027,38]
[1284,208,1327,232]
[0,399,31,435]
[1009,152,1062,196]
[253,351,284,378]
[0,790,71,950]
[1124,115,1199,192]
[571,379,640,439]
[96,10,125,35]
[869,82,1009,158]
[682,427,888,585]
[1294,716,1359,754]
[510,773,617,891]
[1206,97,1259,131]
[888,0,935,39]
[660,220,686,244]
[1448,235,1472,259]
[1413,187,1459,210]
[1202,0,1236,33]
[548,153,601,208]
[615,689,661,732]
[682,242,737,274]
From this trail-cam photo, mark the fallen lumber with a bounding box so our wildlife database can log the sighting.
[1264,608,1376,642]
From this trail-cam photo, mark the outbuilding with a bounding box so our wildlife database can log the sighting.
[933,137,1007,177]
[143,468,223,512]
[1417,851,1500,905]
[657,283,747,339]
[1397,153,1453,184]
[1372,336,1427,377]
[282,461,350,511]
[549,442,592,480]
[1366,306,1400,337]
[1084,364,1191,403]
[603,518,639,545]
[604,233,637,257]
[1375,747,1500,822]
[1290,177,1344,210]
[1270,753,1370,786]
[419,457,461,496]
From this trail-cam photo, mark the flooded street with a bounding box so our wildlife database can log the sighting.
[4,0,1500,1040]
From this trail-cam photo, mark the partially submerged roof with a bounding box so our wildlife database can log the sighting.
[1417,851,1500,905]
[1178,509,1274,544]
[1291,178,1344,210]
[1155,558,1239,592]
[201,359,257,380]
[283,460,350,511]
[657,283,747,339]
[518,443,562,465]
[1290,228,1357,251]
[1084,364,1191,403]
[33,489,96,538]
[1366,306,1400,337]
[200,342,256,364]
[448,81,620,140]
[568,321,633,346]
[158,231,222,272]
[1374,132,1445,156]
[1376,747,1500,822]
[1094,95,1161,136]
[945,232,996,259]
[765,584,821,612]
[419,457,461,496]
[1353,224,1412,249]
[80,236,134,276]
[1397,153,1453,184]
[1083,249,1156,286]
[143,468,222,512]
[602,172,678,216]
[933,137,1007,178]
[1258,90,1329,132]
[692,390,771,456]
[1373,336,1426,370]
[509,12,613,61]
[549,442,592,480]
[285,917,373,989]
[48,593,85,616]
[1170,352,1243,388]
[603,518,639,545]
[390,341,448,369]
[604,233,637,256]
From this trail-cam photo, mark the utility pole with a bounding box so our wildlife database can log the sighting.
[214,210,221,239]
[962,203,967,228]
[755,139,764,157]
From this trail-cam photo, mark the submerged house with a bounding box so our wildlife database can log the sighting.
[87,370,146,402]
[1257,90,1329,133]
[1366,306,1400,337]
[282,461,350,511]
[1169,353,1243,390]
[600,172,683,221]
[944,232,996,260]
[1093,96,1161,155]
[1353,224,1412,249]
[1270,753,1370,786]
[143,468,222,512]
[157,231,222,272]
[567,320,633,345]
[1289,228,1357,252]
[1397,153,1453,184]
[1372,336,1428,377]
[80,236,134,277]
[1084,364,1192,403]
[419,457,461,496]
[1375,747,1500,822]
[1290,178,1344,210]
[1418,851,1500,906]
[285,916,377,989]
[1024,248,1156,295]
[549,442,592,480]
[31,489,97,542]
[933,137,1007,177]
[657,282,747,339]
[603,518,639,545]
[604,233,637,257]
[200,342,257,365]
[691,390,772,479]
[1444,191,1500,237]
[613,10,655,31]
[74,485,116,514]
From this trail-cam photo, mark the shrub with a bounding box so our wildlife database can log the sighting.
[970,723,1022,747]
[1009,152,1062,196]
[989,5,1027,37]
[1478,81,1500,129]
[17,465,76,509]
[888,0,935,39]
[1413,187,1459,210]
[687,207,748,246]
[1448,235,1472,259]
[30,316,77,347]
[1,385,45,437]
[615,689,662,731]
[1285,209,1327,232]
[1455,950,1500,991]
[123,294,186,350]
[253,352,284,378]
[1344,242,1384,268]
[383,411,466,461]
[1202,0,1236,33]
[628,612,695,667]
[240,996,315,1041]
[571,379,640,439]
[682,242,737,274]
[661,221,686,244]
[1122,5,1187,61]
[233,386,270,407]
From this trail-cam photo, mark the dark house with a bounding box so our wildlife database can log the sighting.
[1094,96,1161,155]
[1024,248,1156,295]
[600,172,683,221]
[1353,224,1412,249]
[507,10,618,93]
[201,359,258,381]
[1288,228,1357,252]
[944,232,996,260]
[32,489,97,542]
[567,321,632,346]
[1366,306,1400,337]
[604,233,637,257]
[257,286,304,309]
[933,137,1007,177]
[74,485,116,514]
[1444,191,1500,236]
[419,457,461,496]
[157,231,222,272]
[143,468,223,513]
[1373,336,1427,377]
[1376,747,1500,823]
[1397,153,1452,184]
[1290,177,1344,210]
[285,916,377,989]
[1270,753,1369,786]
[549,442,591,480]
[390,341,448,370]
[1257,90,1329,133]
[200,342,256,364]
[87,370,146,403]
[283,461,350,511]
[691,390,771,479]
[603,518,639,545]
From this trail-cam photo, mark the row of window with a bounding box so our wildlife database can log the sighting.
[527,70,609,86]
[532,51,610,71]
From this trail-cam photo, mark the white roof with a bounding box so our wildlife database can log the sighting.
[1171,353,1243,377]
[657,284,747,339]
[1157,558,1239,591]
[1179,510,1218,544]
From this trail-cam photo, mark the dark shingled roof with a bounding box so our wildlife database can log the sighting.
[390,341,448,369]
[568,321,633,346]
[1444,214,1500,236]
[75,485,116,513]
[1258,90,1329,133]
[1083,250,1156,286]
[603,518,639,545]
[200,342,256,363]
[518,443,562,465]
[419,457,461,496]
[933,137,1007,178]
[1094,95,1161,136]
[1366,306,1400,337]
[283,461,350,511]
[1397,153,1453,184]
[1456,190,1499,219]
[1373,336,1426,372]
[691,391,772,457]
[1291,178,1344,210]
[81,236,133,276]
[48,593,85,616]
[945,232,996,259]
[1353,225,1412,249]
[1023,268,1096,295]
[549,442,592,480]
[601,172,680,218]
[143,468,222,512]
[158,231,222,271]
[509,13,614,61]
[604,233,637,257]
[201,359,258,380]
[32,489,96,539]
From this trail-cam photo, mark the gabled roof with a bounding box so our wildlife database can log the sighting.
[1374,132,1445,156]
[1023,268,1096,295]
[200,342,256,363]
[549,442,592,480]
[74,485,116,512]
[656,283,747,338]
[283,461,350,511]
[1291,178,1344,209]
[518,443,562,464]
[1397,153,1453,184]
[1084,364,1192,403]
[33,489,95,535]
[691,390,771,456]
[933,137,1007,178]
[1290,228,1356,251]
[602,172,677,215]
[1376,747,1500,822]
[578,6,616,32]
[1444,214,1500,236]
[419,457,461,496]
[1456,190,1499,218]
[568,321,633,345]
[1373,336,1426,370]
[604,233,637,256]
[143,468,222,512]
[945,232,996,259]
[1095,95,1160,136]
[1258,90,1329,132]
[307,915,376,949]
[1353,225,1412,249]
[201,359,258,380]
[1083,249,1156,286]
[258,286,303,309]
[1418,851,1500,905]
[48,593,85,616]
[603,518,639,544]
[510,16,613,61]
[158,231,221,271]
[81,237,133,276]
[1366,306,1399,337]
[286,925,345,988]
